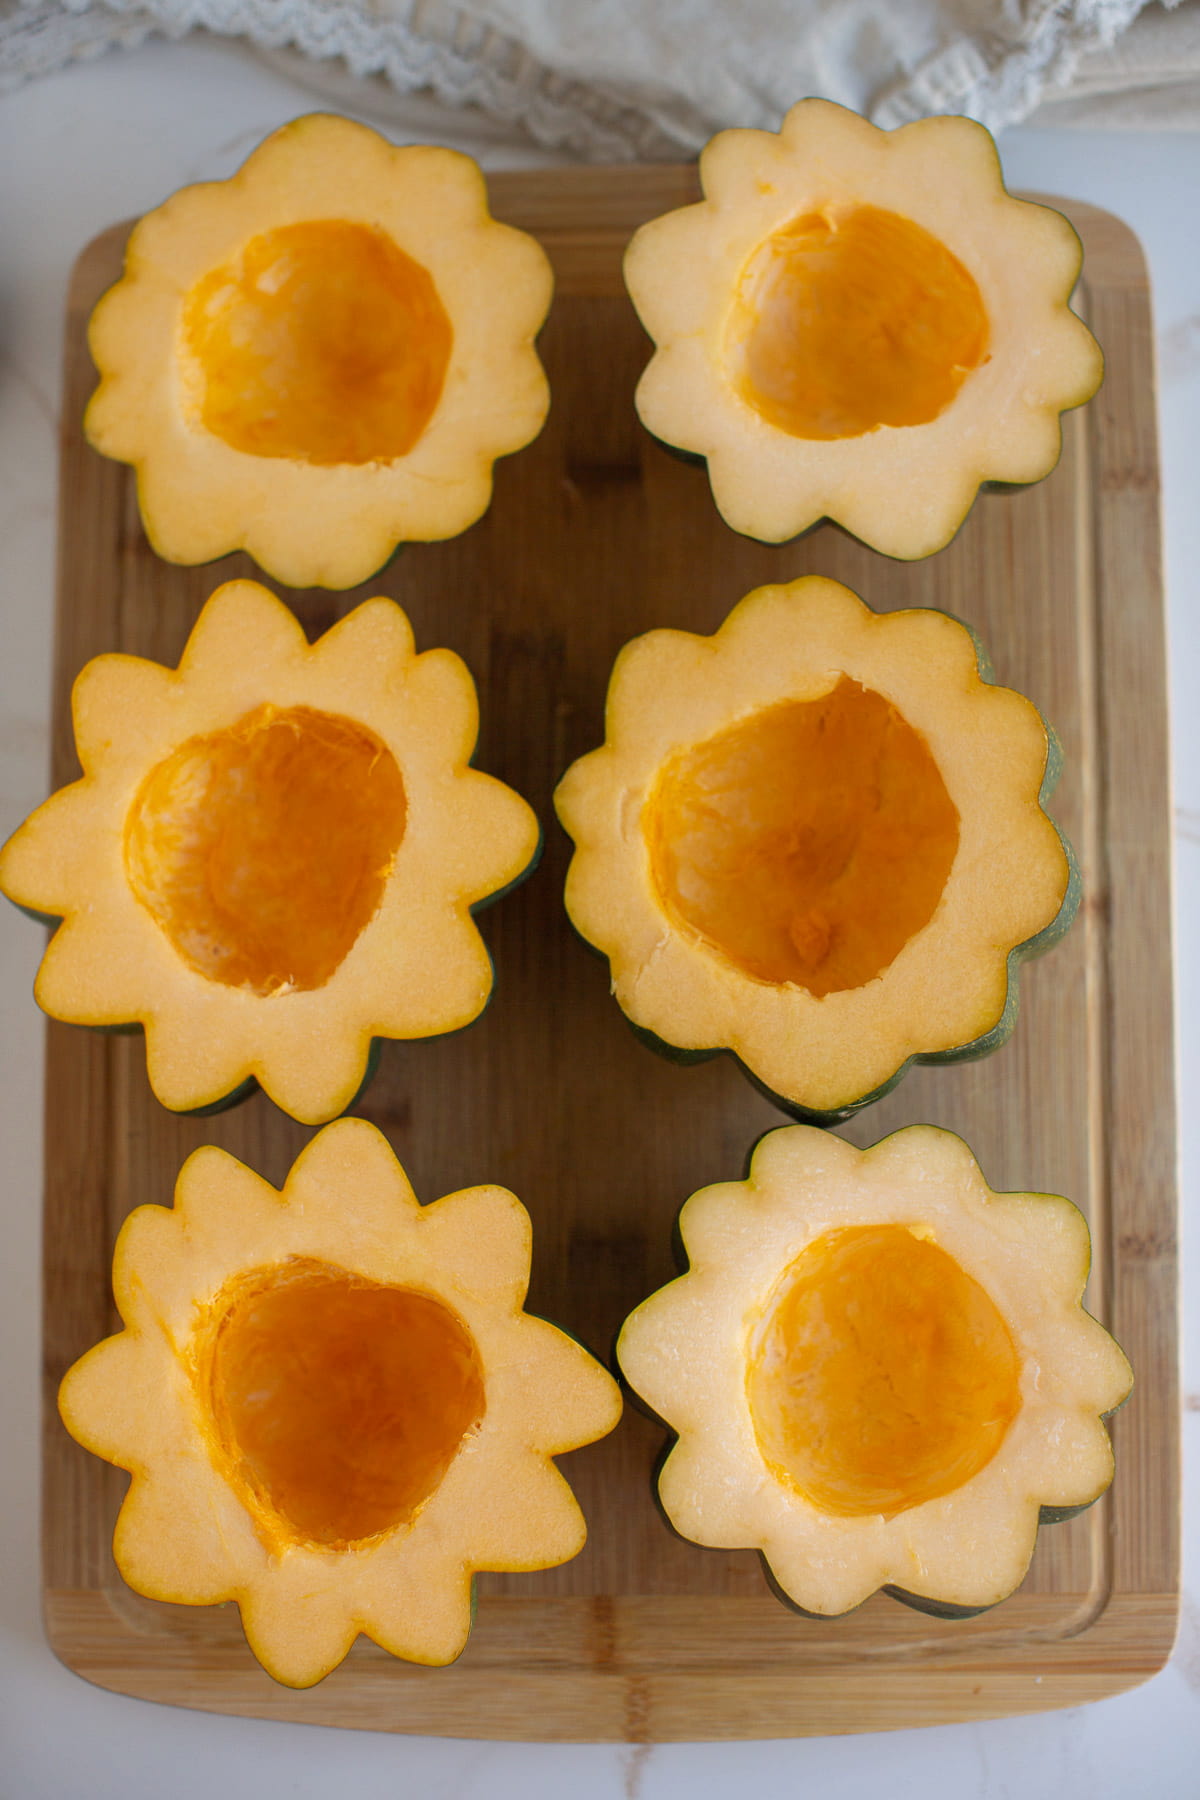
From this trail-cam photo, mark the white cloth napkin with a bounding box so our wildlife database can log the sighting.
[1,0,1195,146]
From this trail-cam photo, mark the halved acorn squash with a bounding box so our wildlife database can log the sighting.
[85,112,553,588]
[624,99,1102,558]
[0,580,540,1123]
[555,575,1076,1123]
[617,1122,1130,1618]
[58,1119,622,1686]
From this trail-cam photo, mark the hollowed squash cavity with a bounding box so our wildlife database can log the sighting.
[201,1258,485,1547]
[124,704,408,997]
[725,205,990,441]
[0,581,541,1123]
[555,576,1077,1122]
[645,680,960,996]
[83,114,554,586]
[55,1121,623,1685]
[183,221,454,466]
[746,1224,1021,1517]
[616,1122,1133,1620]
[623,100,1104,557]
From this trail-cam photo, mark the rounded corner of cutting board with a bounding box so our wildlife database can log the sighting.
[1022,191,1151,293]
[66,220,133,324]
[41,1583,140,1703]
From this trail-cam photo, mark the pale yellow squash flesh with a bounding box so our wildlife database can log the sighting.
[0,581,541,1124]
[556,575,1076,1122]
[617,1124,1131,1617]
[58,1120,623,1686]
[625,99,1102,558]
[84,114,554,588]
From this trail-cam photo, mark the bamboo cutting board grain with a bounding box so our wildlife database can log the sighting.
[41,170,1178,1740]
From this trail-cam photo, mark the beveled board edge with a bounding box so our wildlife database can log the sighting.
[41,1587,1181,1741]
[41,176,1179,1739]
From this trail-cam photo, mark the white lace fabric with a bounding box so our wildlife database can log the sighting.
[0,0,1194,152]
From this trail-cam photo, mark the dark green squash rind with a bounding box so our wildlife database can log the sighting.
[11,899,63,931]
[641,441,1087,564]
[882,1585,997,1619]
[467,821,544,914]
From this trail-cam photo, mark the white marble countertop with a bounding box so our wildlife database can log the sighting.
[0,37,1196,1798]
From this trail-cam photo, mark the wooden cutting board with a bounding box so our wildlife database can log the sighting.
[41,169,1177,1740]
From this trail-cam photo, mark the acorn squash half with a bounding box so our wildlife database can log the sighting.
[555,575,1076,1124]
[0,580,540,1123]
[85,113,553,588]
[617,1123,1131,1619]
[58,1119,622,1687]
[624,99,1102,558]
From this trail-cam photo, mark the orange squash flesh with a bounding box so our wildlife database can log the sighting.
[645,680,961,997]
[200,1259,486,1550]
[724,204,991,442]
[746,1224,1022,1518]
[124,703,408,997]
[183,220,455,466]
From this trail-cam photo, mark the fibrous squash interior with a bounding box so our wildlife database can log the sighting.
[200,1257,486,1548]
[125,703,407,996]
[747,1224,1022,1517]
[645,679,960,996]
[725,204,990,440]
[182,220,454,465]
